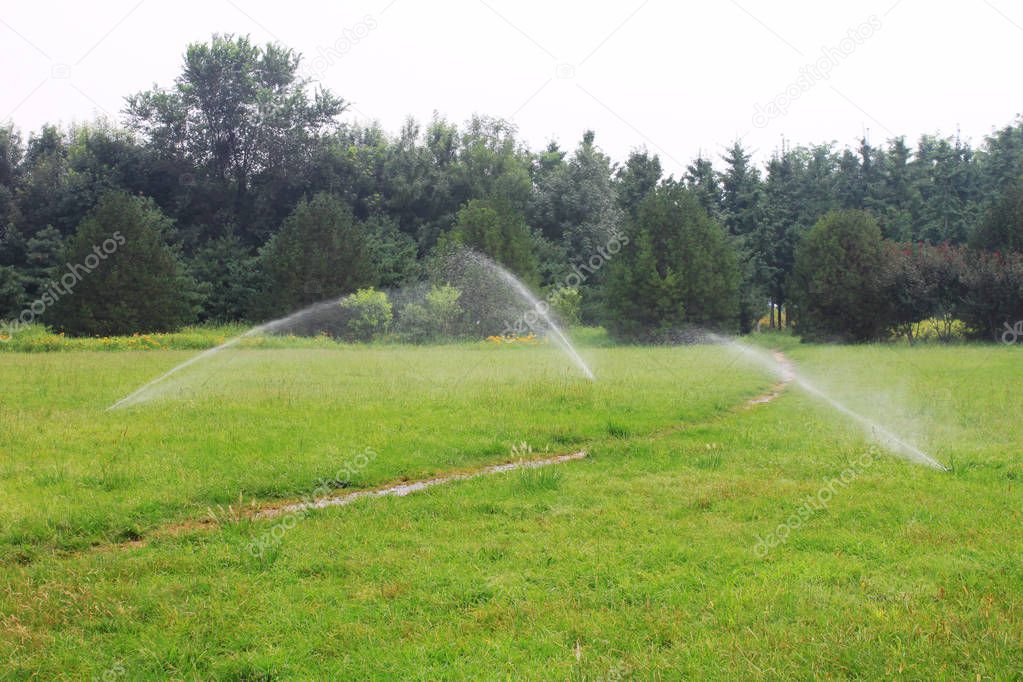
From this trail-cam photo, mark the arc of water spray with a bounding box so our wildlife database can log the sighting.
[109,254,596,410]
[794,375,945,470]
[108,329,256,410]
[483,258,595,381]
[107,300,343,410]
[720,337,946,470]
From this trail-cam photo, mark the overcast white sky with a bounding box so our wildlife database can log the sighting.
[2,0,1021,176]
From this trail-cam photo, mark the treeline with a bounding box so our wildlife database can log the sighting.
[0,34,1022,342]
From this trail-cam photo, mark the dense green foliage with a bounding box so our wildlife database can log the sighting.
[789,210,888,341]
[46,192,196,336]
[445,197,538,283]
[0,33,1021,340]
[255,193,375,318]
[606,184,739,339]
[789,227,1023,342]
[397,284,463,342]
[123,34,347,246]
[956,249,1023,340]
[338,287,392,341]
[972,176,1023,253]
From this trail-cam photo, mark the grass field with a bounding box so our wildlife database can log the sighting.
[1,333,1021,679]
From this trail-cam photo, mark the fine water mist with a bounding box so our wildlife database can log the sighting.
[108,249,594,409]
[717,336,946,470]
[107,299,347,410]
[465,252,595,381]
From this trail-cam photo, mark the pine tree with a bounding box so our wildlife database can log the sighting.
[604,227,683,339]
[255,193,376,318]
[20,225,63,301]
[683,155,721,218]
[529,131,622,264]
[972,177,1023,253]
[877,137,919,240]
[720,142,767,330]
[189,235,260,323]
[719,142,761,237]
[788,210,888,341]
[604,185,738,339]
[0,265,23,322]
[48,191,197,336]
[912,134,981,244]
[615,148,662,218]
[982,117,1023,191]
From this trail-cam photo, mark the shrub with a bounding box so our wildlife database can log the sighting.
[880,242,930,341]
[957,249,1023,340]
[879,242,968,342]
[918,243,968,342]
[879,241,1023,343]
[548,286,582,326]
[338,288,392,342]
[398,284,464,343]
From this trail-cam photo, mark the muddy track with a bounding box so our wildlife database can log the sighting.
[746,350,794,406]
[256,450,589,519]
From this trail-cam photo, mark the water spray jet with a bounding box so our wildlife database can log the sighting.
[107,299,345,410]
[717,335,946,470]
[108,249,595,409]
[470,253,595,381]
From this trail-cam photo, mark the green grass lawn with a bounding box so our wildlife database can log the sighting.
[1,336,1021,679]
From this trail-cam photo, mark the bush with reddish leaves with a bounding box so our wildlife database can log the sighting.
[879,241,1023,341]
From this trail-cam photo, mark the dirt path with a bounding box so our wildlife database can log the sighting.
[746,350,794,406]
[88,450,590,554]
[256,450,588,519]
